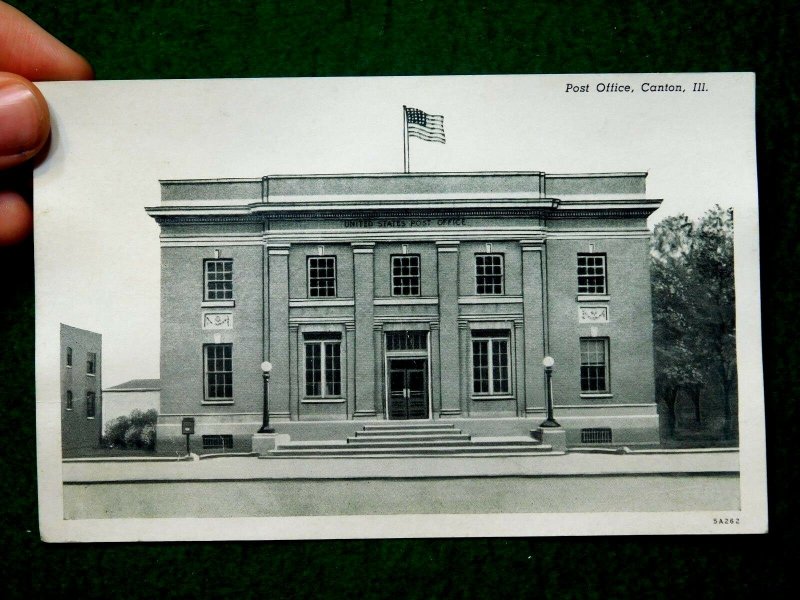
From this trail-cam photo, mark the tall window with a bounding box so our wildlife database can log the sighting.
[86,352,97,375]
[308,256,337,297]
[475,253,504,295]
[580,338,610,392]
[65,390,73,410]
[577,253,607,294]
[391,255,421,296]
[472,331,510,395]
[86,391,96,418]
[204,344,233,400]
[66,347,73,367]
[204,259,233,301]
[304,334,342,397]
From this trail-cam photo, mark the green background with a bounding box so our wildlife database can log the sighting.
[1,0,796,597]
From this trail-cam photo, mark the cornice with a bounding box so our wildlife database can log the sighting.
[152,205,658,225]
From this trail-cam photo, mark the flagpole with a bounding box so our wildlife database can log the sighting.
[402,105,409,173]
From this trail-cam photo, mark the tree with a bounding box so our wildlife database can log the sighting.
[689,206,736,438]
[651,207,736,441]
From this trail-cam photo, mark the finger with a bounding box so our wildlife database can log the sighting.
[0,2,93,81]
[0,72,50,170]
[0,189,32,245]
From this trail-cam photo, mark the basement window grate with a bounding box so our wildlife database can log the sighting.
[581,428,613,444]
[202,435,233,451]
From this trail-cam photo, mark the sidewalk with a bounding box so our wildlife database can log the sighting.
[63,448,739,483]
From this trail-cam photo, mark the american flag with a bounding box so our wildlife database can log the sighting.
[405,107,445,144]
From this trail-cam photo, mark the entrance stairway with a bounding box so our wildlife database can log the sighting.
[265,422,553,457]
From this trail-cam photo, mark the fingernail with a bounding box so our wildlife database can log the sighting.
[0,81,45,159]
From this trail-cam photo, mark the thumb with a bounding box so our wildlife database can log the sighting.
[0,72,49,170]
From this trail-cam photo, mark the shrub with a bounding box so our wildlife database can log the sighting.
[140,423,156,450]
[103,409,158,449]
[104,416,130,447]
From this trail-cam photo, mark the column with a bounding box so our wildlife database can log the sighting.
[429,322,441,416]
[373,324,385,418]
[345,322,356,418]
[352,242,377,418]
[514,320,525,417]
[289,324,299,420]
[437,241,461,417]
[267,243,291,420]
[521,240,546,414]
[458,321,470,416]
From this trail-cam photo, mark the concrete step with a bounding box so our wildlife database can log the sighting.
[352,433,471,442]
[346,438,547,449]
[346,438,471,447]
[361,422,456,431]
[356,426,459,435]
[268,444,553,457]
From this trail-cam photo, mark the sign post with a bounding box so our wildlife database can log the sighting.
[181,417,195,456]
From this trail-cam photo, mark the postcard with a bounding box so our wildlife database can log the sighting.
[34,73,766,541]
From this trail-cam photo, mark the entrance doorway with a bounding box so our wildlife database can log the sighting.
[388,358,428,420]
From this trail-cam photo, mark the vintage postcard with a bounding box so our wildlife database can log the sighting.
[34,73,766,541]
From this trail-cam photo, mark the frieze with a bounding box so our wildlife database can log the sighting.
[202,312,233,330]
[579,306,609,323]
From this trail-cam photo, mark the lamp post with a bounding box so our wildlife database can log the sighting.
[258,361,274,433]
[539,355,560,428]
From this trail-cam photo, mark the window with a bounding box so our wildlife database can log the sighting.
[472,331,510,395]
[86,391,96,418]
[308,256,337,297]
[391,255,421,296]
[66,347,72,367]
[304,333,342,397]
[385,330,428,351]
[202,435,233,450]
[86,352,97,375]
[204,344,233,400]
[577,253,607,294]
[580,338,609,392]
[475,253,504,294]
[204,259,233,301]
[65,390,73,410]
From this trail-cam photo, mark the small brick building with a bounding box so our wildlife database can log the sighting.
[146,171,661,452]
[60,324,102,456]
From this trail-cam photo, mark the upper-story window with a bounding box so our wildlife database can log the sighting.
[86,352,97,375]
[65,390,73,410]
[66,347,73,367]
[391,255,421,296]
[475,253,504,295]
[204,259,234,301]
[577,253,607,295]
[308,256,337,297]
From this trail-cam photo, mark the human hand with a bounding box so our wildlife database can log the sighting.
[0,1,93,245]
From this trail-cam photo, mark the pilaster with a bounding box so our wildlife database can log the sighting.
[267,243,291,420]
[521,239,546,414]
[437,241,461,416]
[352,242,377,418]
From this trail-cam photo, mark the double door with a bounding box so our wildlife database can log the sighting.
[388,358,428,420]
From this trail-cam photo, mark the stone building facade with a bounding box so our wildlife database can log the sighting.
[146,171,661,452]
